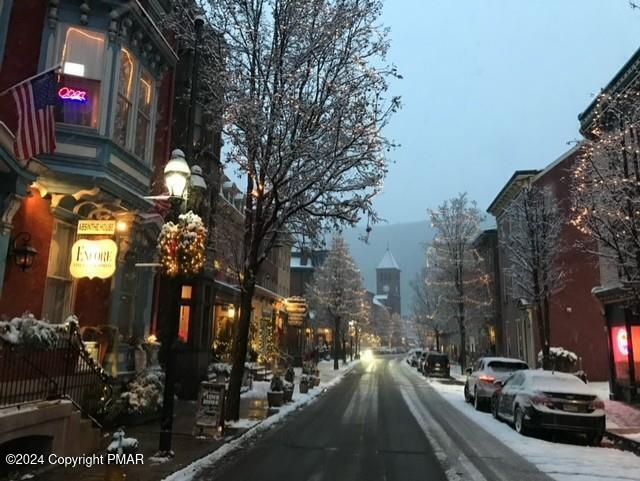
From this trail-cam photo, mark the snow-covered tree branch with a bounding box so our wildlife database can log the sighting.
[307,236,367,370]
[501,184,565,368]
[427,193,485,369]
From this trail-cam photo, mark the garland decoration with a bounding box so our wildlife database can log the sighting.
[157,211,206,277]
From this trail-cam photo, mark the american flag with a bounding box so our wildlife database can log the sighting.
[10,71,57,161]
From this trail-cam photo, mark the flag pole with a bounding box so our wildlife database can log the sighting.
[0,63,63,97]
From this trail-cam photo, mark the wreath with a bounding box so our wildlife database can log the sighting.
[157,211,207,277]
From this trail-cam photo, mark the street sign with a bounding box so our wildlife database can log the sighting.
[77,219,116,235]
[195,382,225,437]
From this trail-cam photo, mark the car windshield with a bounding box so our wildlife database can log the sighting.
[487,361,528,372]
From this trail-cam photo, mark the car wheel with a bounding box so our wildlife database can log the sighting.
[464,383,471,403]
[473,388,483,411]
[587,432,603,446]
[514,406,528,436]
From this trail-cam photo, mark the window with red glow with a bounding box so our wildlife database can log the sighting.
[55,26,105,128]
[611,326,640,382]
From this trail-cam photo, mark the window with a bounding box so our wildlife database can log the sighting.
[113,49,155,163]
[56,26,106,128]
[179,285,193,342]
[135,69,153,159]
[114,48,135,147]
[43,221,76,322]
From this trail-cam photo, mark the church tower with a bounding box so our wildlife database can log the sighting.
[376,247,401,316]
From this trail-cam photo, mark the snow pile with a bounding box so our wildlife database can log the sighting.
[538,347,578,363]
[209,362,232,378]
[120,370,164,414]
[0,313,77,348]
[107,429,138,454]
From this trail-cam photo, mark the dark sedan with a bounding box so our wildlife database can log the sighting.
[491,370,605,446]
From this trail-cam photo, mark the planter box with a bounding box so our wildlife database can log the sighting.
[313,377,321,387]
[299,383,309,394]
[283,388,293,403]
[267,391,284,407]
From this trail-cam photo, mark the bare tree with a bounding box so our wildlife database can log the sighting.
[307,236,367,370]
[571,90,640,288]
[501,184,565,369]
[428,194,485,369]
[181,0,399,420]
[411,269,446,351]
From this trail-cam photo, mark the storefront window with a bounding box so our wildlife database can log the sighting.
[56,26,105,128]
[43,221,76,322]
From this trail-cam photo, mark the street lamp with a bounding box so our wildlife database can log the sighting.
[164,149,190,201]
[158,151,209,457]
[349,320,355,362]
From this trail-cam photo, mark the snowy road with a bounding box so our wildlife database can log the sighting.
[196,356,553,481]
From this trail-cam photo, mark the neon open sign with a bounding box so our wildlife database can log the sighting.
[58,87,87,102]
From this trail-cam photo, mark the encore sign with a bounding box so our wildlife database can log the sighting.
[69,239,118,279]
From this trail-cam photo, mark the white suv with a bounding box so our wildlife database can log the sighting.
[464,357,529,411]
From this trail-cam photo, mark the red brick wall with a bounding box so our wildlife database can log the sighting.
[535,151,609,381]
[0,189,53,318]
[0,0,47,132]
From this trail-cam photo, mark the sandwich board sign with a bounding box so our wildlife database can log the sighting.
[194,382,225,437]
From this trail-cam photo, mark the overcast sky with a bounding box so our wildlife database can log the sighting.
[374,0,640,224]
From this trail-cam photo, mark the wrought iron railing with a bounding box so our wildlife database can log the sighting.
[0,323,113,427]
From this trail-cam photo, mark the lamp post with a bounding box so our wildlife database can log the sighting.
[349,320,354,362]
[157,149,191,457]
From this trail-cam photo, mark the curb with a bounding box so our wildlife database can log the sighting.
[605,430,640,455]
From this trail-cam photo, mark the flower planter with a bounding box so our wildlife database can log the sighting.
[299,382,309,394]
[283,388,293,403]
[314,376,321,387]
[267,391,284,407]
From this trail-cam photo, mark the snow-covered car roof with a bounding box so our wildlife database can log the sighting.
[480,357,529,365]
[522,370,598,396]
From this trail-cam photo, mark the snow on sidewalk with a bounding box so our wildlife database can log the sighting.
[417,365,640,481]
[162,359,359,481]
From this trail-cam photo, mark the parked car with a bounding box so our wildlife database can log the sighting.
[464,357,529,411]
[422,352,450,378]
[491,370,606,446]
[407,349,424,367]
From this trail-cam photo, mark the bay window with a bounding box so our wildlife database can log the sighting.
[114,49,156,164]
[56,26,106,128]
[114,48,135,147]
[134,69,153,160]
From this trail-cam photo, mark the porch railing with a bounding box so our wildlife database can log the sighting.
[0,323,113,427]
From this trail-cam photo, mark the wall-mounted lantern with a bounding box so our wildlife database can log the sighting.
[11,232,37,271]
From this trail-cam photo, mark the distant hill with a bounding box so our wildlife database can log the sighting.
[341,221,435,315]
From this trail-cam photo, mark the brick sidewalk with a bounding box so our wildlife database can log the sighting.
[605,399,640,445]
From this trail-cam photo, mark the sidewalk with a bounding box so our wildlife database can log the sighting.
[590,381,640,450]
[23,359,357,481]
